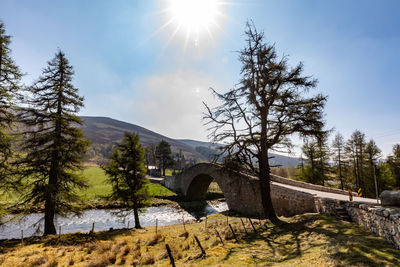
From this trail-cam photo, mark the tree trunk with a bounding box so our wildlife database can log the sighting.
[44,58,64,236]
[310,152,315,184]
[360,145,364,190]
[259,111,279,223]
[354,157,359,188]
[259,157,279,222]
[338,148,343,190]
[43,189,56,235]
[133,205,141,229]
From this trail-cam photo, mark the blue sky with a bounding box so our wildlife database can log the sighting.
[1,0,400,156]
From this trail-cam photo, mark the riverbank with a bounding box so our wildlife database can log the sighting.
[0,201,228,240]
[1,166,225,213]
[1,213,399,266]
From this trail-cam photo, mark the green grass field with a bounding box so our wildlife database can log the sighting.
[0,167,176,207]
[79,167,176,199]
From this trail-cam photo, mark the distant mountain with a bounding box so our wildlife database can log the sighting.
[79,116,300,166]
[178,139,219,149]
[178,138,300,167]
[79,116,206,161]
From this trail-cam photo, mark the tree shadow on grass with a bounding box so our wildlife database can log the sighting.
[242,214,400,266]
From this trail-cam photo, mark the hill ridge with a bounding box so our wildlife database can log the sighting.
[79,116,300,166]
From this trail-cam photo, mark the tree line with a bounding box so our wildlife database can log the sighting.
[299,130,399,198]
[144,141,198,176]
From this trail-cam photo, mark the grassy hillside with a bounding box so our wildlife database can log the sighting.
[80,116,206,162]
[79,116,300,166]
[179,138,301,167]
[1,213,399,266]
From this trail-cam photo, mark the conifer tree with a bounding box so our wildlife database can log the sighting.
[300,135,330,186]
[19,50,89,235]
[0,21,22,208]
[365,139,381,196]
[345,130,366,189]
[332,132,345,190]
[387,144,400,187]
[103,133,150,229]
[0,21,21,127]
[204,22,326,221]
[300,139,318,184]
[156,140,174,176]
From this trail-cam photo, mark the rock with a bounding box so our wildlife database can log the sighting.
[383,210,390,218]
[380,190,400,207]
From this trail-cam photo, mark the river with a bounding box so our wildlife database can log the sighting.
[0,201,228,240]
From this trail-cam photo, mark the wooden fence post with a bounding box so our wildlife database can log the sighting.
[156,219,158,234]
[194,235,206,256]
[165,244,176,267]
[91,222,95,233]
[240,218,248,235]
[248,218,257,233]
[215,229,224,246]
[229,224,238,242]
[59,226,61,237]
[21,230,23,245]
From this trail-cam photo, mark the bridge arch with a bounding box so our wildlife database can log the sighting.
[164,163,265,217]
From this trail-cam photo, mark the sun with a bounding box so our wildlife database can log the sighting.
[160,0,226,48]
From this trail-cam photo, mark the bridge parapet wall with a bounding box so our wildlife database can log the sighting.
[270,184,316,216]
[271,174,354,196]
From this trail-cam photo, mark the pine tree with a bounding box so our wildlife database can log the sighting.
[387,144,400,187]
[316,133,331,186]
[345,130,366,189]
[204,22,326,222]
[332,132,345,190]
[156,140,174,176]
[19,50,89,235]
[376,162,396,192]
[103,133,150,229]
[0,21,22,127]
[365,139,381,196]
[301,135,330,186]
[0,21,22,211]
[300,139,318,184]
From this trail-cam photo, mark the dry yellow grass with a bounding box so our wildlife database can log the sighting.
[0,213,399,266]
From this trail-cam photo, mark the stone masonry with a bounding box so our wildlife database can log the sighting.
[164,163,400,248]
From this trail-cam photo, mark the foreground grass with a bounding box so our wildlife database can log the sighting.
[1,213,399,266]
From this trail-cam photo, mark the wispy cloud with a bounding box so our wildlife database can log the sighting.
[131,71,222,141]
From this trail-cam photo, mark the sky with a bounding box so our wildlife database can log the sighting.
[1,0,400,157]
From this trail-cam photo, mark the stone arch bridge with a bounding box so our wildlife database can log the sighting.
[163,163,373,217]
